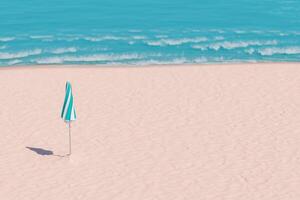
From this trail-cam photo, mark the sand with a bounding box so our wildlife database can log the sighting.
[1,63,300,200]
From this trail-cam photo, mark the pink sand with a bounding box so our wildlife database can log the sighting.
[1,63,300,199]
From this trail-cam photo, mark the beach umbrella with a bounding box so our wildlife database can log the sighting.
[61,81,77,155]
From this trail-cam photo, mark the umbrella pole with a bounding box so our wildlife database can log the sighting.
[69,122,72,155]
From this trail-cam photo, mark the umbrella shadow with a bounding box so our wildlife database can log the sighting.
[26,147,68,157]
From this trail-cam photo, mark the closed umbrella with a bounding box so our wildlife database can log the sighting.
[61,81,77,155]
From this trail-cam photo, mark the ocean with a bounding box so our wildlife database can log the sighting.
[0,0,300,66]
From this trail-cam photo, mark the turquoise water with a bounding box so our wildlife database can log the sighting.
[1,0,300,66]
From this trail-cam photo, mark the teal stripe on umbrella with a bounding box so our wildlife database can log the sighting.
[61,81,76,122]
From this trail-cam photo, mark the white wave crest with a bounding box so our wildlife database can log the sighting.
[84,36,126,42]
[258,47,300,56]
[133,58,188,65]
[209,29,225,33]
[130,56,233,65]
[35,57,64,64]
[30,35,53,39]
[147,41,163,46]
[50,47,77,54]
[194,57,208,63]
[234,30,246,34]
[128,29,142,33]
[192,40,277,51]
[35,54,142,64]
[128,41,135,45]
[146,37,208,46]
[8,59,22,65]
[279,33,289,36]
[54,35,127,42]
[155,35,168,39]
[192,45,207,51]
[0,37,15,42]
[245,48,255,55]
[132,35,147,40]
[251,30,264,34]
[0,49,42,59]
[215,36,224,40]
[0,45,6,50]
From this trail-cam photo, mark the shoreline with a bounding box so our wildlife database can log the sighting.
[1,61,300,69]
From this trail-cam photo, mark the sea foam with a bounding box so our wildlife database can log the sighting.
[50,47,77,54]
[30,35,53,39]
[146,37,208,46]
[35,54,142,64]
[192,40,277,51]
[258,47,300,56]
[0,37,15,42]
[7,59,22,65]
[0,49,42,59]
[84,36,127,42]
[132,58,188,65]
[132,36,147,40]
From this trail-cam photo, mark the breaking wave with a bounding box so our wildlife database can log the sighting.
[214,36,225,40]
[146,37,208,46]
[0,37,15,42]
[132,58,189,65]
[1,30,300,66]
[245,48,255,55]
[192,40,277,50]
[83,36,127,42]
[132,35,147,40]
[0,49,42,59]
[129,56,242,65]
[258,47,300,56]
[7,59,22,65]
[34,53,142,64]
[29,35,53,39]
[155,35,168,39]
[50,47,77,54]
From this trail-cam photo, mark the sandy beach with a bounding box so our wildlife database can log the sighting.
[1,63,300,200]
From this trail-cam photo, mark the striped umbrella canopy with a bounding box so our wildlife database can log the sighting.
[61,81,76,122]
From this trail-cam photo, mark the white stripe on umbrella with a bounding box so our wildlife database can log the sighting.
[61,81,76,155]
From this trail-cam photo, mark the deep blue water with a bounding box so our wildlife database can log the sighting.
[0,0,300,65]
